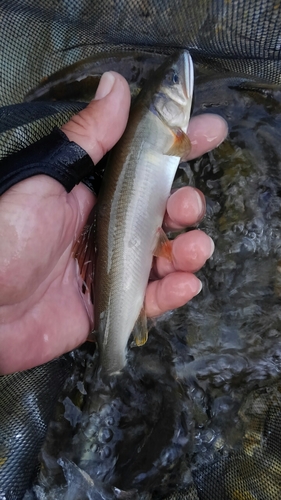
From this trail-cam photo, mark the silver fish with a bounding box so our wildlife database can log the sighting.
[92,50,193,374]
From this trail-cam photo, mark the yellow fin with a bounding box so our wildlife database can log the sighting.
[153,227,173,262]
[165,127,191,160]
[133,307,148,347]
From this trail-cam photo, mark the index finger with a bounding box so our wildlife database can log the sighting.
[186,113,228,160]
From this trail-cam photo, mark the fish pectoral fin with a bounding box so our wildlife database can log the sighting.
[165,127,191,160]
[72,205,97,305]
[132,307,148,347]
[153,227,173,262]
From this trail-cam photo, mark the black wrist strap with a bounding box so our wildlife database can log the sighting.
[0,127,97,196]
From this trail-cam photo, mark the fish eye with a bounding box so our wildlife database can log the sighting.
[166,70,179,85]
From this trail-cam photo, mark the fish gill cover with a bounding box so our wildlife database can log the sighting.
[1,1,281,499]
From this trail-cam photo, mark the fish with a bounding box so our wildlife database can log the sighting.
[75,50,193,374]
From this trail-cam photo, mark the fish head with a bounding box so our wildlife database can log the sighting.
[152,50,194,131]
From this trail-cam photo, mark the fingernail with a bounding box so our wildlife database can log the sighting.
[195,279,203,296]
[194,188,206,220]
[94,72,116,100]
[208,236,215,257]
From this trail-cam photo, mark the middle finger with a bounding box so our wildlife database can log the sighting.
[153,230,214,279]
[163,186,206,230]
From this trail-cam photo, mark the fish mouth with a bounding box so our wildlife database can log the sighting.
[182,51,194,100]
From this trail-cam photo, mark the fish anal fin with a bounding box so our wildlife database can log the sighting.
[153,227,173,262]
[133,306,148,347]
[72,206,97,306]
[165,127,191,160]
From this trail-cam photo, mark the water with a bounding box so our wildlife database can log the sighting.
[29,66,281,499]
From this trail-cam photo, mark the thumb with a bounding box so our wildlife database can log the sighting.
[61,71,131,163]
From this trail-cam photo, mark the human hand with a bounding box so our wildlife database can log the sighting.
[0,72,227,374]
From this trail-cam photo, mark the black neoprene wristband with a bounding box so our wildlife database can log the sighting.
[0,127,96,196]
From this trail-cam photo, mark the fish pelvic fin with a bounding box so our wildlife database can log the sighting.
[153,227,173,262]
[165,126,191,161]
[132,306,148,347]
[72,206,97,309]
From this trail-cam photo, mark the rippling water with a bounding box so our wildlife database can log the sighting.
[30,66,281,500]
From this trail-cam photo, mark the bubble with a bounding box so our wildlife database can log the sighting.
[105,416,115,426]
[98,427,113,444]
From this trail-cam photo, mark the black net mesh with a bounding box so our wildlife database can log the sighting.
[1,0,281,108]
[0,357,72,499]
[1,0,281,160]
[1,1,281,499]
[0,102,86,159]
[191,387,281,500]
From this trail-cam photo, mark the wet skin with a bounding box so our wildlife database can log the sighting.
[0,72,227,374]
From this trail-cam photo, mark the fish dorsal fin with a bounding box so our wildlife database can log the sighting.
[153,227,173,262]
[132,306,148,347]
[165,126,191,161]
[72,206,97,306]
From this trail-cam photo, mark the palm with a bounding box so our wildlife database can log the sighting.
[0,177,94,373]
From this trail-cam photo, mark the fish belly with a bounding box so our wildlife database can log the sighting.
[99,141,179,373]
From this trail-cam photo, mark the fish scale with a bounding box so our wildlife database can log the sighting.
[88,51,194,374]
